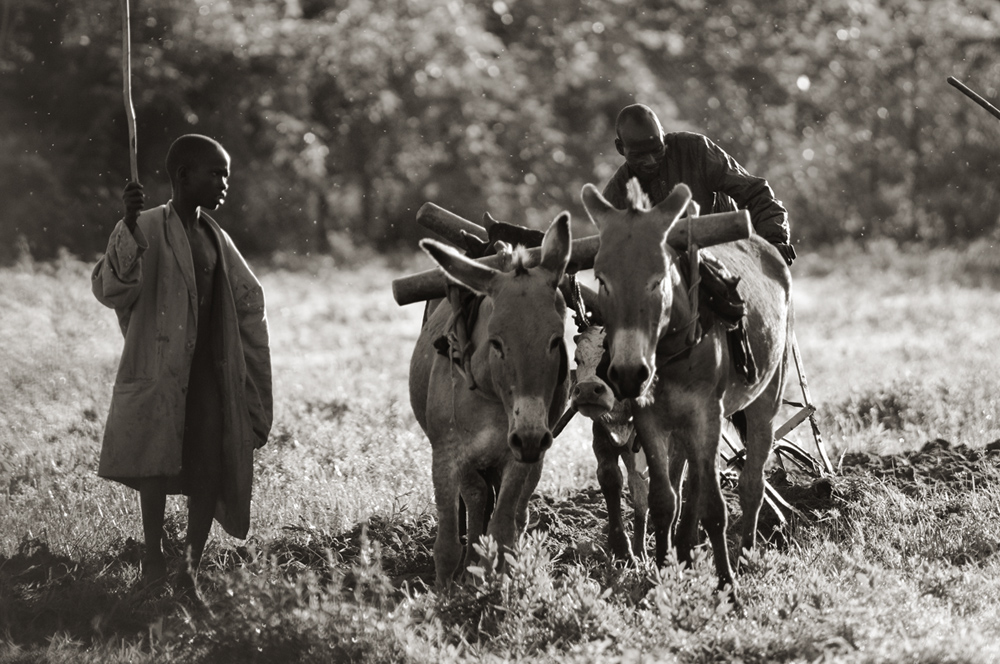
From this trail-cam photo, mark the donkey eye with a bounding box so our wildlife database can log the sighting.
[489,338,505,358]
[595,275,607,291]
[649,277,663,292]
[549,337,562,352]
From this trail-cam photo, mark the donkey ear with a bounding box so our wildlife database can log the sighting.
[653,183,693,225]
[420,238,499,296]
[538,211,571,286]
[581,184,615,232]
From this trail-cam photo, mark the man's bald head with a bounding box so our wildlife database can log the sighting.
[614,105,666,178]
[615,104,664,143]
[165,134,228,186]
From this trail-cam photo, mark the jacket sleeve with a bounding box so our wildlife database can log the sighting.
[91,219,149,311]
[700,137,789,245]
[601,165,631,210]
[227,244,273,448]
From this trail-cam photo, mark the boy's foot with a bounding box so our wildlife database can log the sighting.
[174,569,206,609]
[141,554,168,585]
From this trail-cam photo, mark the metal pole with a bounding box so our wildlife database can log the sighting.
[947,76,1000,123]
[121,0,139,182]
[789,331,834,475]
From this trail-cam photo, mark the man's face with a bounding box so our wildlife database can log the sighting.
[184,147,231,211]
[617,119,665,178]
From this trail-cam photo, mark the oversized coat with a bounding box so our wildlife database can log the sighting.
[92,202,273,538]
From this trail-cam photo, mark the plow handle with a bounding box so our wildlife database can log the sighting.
[947,76,1000,122]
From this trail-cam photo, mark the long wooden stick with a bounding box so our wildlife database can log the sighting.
[120,0,139,182]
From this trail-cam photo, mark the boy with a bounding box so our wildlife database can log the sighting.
[92,134,273,599]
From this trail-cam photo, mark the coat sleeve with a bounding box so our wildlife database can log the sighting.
[700,136,790,245]
[227,244,273,448]
[92,219,150,312]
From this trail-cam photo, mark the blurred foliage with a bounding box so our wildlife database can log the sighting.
[1,0,998,262]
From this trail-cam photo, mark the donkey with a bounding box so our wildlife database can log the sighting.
[581,180,792,605]
[571,325,649,562]
[409,213,572,588]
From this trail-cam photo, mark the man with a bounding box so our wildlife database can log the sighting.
[92,134,272,601]
[603,103,796,265]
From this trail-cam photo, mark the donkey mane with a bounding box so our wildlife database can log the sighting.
[626,178,651,213]
[511,245,532,275]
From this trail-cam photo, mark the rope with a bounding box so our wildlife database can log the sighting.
[566,274,591,333]
[684,215,702,345]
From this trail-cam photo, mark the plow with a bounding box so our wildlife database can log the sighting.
[392,201,835,533]
[393,71,994,494]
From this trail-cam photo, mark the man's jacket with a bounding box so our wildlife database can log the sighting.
[602,131,789,245]
[92,203,273,538]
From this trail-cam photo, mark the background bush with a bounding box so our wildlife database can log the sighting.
[2,0,999,263]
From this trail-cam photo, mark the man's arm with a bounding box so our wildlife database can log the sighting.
[700,137,793,258]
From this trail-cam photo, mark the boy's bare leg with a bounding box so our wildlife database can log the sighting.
[138,478,168,581]
[176,414,222,603]
[185,487,218,574]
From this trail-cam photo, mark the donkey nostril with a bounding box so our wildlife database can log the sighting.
[540,432,553,451]
[510,434,522,449]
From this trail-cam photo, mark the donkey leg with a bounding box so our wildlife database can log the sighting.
[432,458,464,587]
[670,410,707,565]
[738,372,783,557]
[488,460,542,566]
[460,467,494,576]
[512,461,542,535]
[593,422,633,560]
[633,414,677,568]
[701,460,735,592]
[624,435,650,561]
[673,451,704,566]
[695,415,738,596]
[671,398,736,593]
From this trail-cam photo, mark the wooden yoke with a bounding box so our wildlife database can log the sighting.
[393,235,601,305]
[417,202,490,246]
[392,204,752,306]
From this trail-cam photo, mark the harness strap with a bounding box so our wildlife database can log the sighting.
[565,274,591,333]
[443,284,478,390]
[684,215,703,346]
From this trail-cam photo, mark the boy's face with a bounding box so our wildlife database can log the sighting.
[182,146,231,211]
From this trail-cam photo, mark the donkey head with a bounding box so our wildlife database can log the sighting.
[581,180,693,401]
[420,213,572,463]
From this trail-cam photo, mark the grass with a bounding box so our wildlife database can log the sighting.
[1,240,999,662]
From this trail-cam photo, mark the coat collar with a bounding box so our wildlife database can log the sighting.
[163,202,228,301]
[163,202,197,301]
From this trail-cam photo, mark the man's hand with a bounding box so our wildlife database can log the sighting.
[775,242,796,266]
[122,181,145,232]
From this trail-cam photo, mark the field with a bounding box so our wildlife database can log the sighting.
[2,240,1000,663]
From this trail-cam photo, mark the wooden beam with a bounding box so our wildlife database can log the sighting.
[394,203,752,306]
